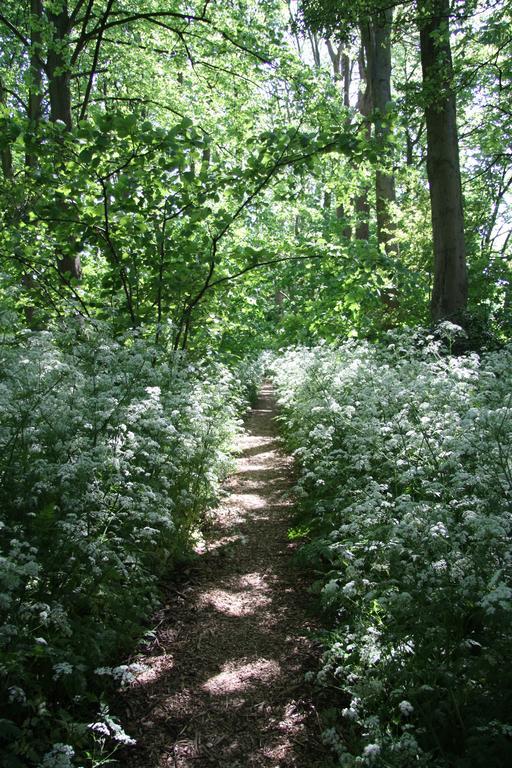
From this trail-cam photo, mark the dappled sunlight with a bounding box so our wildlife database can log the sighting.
[227,492,268,510]
[194,530,247,554]
[202,658,281,695]
[237,464,283,475]
[237,571,271,589]
[235,438,278,458]
[198,585,271,616]
[197,570,273,617]
[131,654,175,686]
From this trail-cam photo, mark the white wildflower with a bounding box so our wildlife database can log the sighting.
[40,743,75,768]
[399,700,414,716]
[363,743,381,761]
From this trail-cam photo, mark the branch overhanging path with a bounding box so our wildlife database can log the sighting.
[121,383,330,767]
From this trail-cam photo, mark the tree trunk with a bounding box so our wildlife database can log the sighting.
[341,52,351,108]
[418,0,468,323]
[326,39,352,235]
[46,2,73,129]
[308,30,321,67]
[26,0,44,168]
[0,79,13,178]
[363,11,396,252]
[337,203,352,239]
[326,39,351,107]
[355,41,371,241]
[45,1,82,281]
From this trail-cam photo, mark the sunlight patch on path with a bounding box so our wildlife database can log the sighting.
[198,584,271,617]
[202,658,281,695]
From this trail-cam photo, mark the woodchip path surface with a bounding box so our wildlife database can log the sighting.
[122,383,331,767]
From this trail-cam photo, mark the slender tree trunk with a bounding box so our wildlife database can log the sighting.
[26,0,44,168]
[28,0,43,124]
[17,1,44,324]
[362,12,396,252]
[406,129,414,166]
[200,147,211,175]
[323,189,331,232]
[45,1,82,281]
[418,0,468,323]
[0,79,13,178]
[325,38,341,79]
[308,30,321,67]
[342,52,351,108]
[369,10,396,251]
[326,39,351,108]
[326,39,352,236]
[355,41,371,241]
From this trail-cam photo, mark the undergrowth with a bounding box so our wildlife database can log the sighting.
[272,325,512,767]
[0,320,262,767]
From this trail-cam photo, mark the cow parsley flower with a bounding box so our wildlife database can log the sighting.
[363,743,381,761]
[40,743,75,768]
[53,662,73,680]
[399,700,414,716]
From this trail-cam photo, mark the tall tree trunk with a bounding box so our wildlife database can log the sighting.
[341,52,351,108]
[418,0,468,323]
[362,11,396,252]
[326,38,341,78]
[326,39,352,108]
[45,0,82,281]
[308,30,321,67]
[28,0,43,124]
[326,39,352,236]
[26,0,44,168]
[18,1,45,324]
[355,41,371,241]
[0,79,13,178]
[46,2,73,129]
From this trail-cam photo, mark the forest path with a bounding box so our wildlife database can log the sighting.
[122,383,330,768]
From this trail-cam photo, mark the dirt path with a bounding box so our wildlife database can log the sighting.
[122,383,330,767]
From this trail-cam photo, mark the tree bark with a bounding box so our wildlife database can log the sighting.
[308,30,321,67]
[0,78,13,178]
[362,11,396,252]
[326,39,351,108]
[45,1,82,281]
[46,1,73,129]
[26,0,44,168]
[355,41,371,241]
[418,0,468,323]
[341,52,351,108]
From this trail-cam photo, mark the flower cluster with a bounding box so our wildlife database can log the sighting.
[272,330,512,767]
[0,321,257,766]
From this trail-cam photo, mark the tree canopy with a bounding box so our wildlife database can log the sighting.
[0,0,508,348]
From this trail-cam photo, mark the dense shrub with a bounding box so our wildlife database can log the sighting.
[272,326,512,768]
[0,321,254,767]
